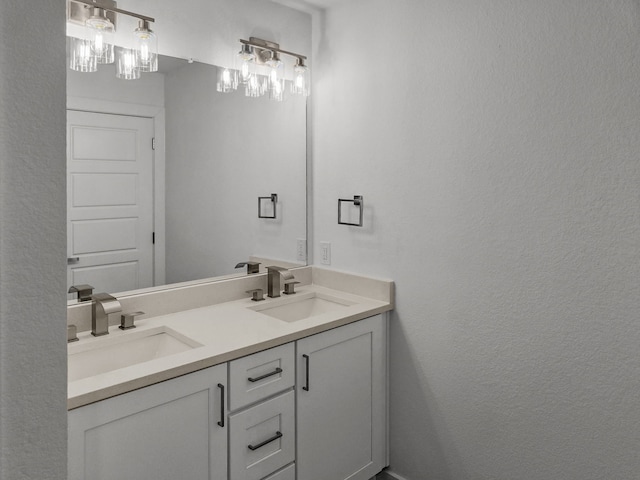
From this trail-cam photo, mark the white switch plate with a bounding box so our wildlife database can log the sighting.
[320,242,331,265]
[297,238,307,262]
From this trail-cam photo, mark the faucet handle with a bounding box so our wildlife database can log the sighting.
[236,261,261,274]
[67,324,79,343]
[246,288,265,302]
[283,281,300,295]
[120,311,145,330]
[68,284,94,302]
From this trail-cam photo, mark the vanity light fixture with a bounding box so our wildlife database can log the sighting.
[219,37,310,101]
[67,0,157,79]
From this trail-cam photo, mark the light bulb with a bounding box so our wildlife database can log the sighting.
[266,54,285,102]
[69,37,97,72]
[291,60,310,97]
[86,8,114,64]
[116,48,141,80]
[237,44,255,85]
[245,74,267,97]
[134,20,158,72]
[216,67,238,93]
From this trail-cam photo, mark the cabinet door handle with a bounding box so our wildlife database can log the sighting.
[302,354,310,391]
[217,383,225,427]
[248,431,283,451]
[248,367,283,383]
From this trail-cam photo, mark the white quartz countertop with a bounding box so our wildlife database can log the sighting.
[68,281,392,410]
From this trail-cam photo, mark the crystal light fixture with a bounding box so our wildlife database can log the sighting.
[66,0,157,80]
[85,7,114,64]
[116,47,140,80]
[291,58,310,97]
[133,19,158,72]
[69,36,97,72]
[266,52,285,102]
[233,37,310,101]
[237,43,256,85]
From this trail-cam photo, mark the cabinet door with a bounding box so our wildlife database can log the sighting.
[297,314,387,480]
[68,364,227,480]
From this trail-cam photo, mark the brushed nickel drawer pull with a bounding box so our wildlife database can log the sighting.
[247,367,282,383]
[248,431,282,451]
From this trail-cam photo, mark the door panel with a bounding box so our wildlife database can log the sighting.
[67,110,154,296]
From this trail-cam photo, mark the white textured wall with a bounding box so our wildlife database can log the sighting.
[312,1,640,479]
[0,1,68,479]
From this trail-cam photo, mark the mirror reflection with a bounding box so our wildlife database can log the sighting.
[67,55,307,299]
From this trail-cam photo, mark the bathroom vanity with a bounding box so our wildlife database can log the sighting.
[67,267,393,480]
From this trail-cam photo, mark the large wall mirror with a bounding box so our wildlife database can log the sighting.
[67,54,307,300]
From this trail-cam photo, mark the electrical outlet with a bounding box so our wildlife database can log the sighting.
[320,241,331,265]
[297,238,307,262]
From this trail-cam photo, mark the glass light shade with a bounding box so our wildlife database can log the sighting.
[245,74,267,98]
[69,37,97,73]
[86,10,114,64]
[116,48,141,80]
[291,62,310,97]
[267,56,285,102]
[134,20,158,72]
[216,67,238,93]
[236,44,256,85]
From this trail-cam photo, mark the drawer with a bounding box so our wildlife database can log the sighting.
[229,390,295,480]
[229,343,294,410]
[263,463,295,480]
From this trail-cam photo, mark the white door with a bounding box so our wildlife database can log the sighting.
[67,110,154,296]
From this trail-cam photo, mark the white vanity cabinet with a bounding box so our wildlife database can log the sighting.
[296,314,388,480]
[69,314,388,480]
[68,363,227,480]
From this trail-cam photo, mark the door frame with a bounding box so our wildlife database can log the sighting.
[67,96,166,287]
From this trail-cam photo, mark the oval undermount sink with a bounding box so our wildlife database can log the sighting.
[68,326,202,382]
[249,292,356,322]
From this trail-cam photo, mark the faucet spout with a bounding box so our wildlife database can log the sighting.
[266,266,294,298]
[91,293,122,337]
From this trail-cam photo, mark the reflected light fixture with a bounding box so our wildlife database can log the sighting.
[86,7,115,64]
[69,37,97,72]
[67,0,157,80]
[133,20,158,72]
[217,37,310,102]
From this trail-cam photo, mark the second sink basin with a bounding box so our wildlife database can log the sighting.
[68,326,202,382]
[250,292,356,322]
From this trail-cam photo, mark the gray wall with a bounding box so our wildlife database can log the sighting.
[311,1,640,479]
[0,1,68,479]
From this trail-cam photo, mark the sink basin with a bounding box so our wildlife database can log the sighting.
[250,292,356,322]
[68,326,202,382]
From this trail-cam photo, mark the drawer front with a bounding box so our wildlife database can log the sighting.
[229,343,295,410]
[229,390,295,480]
[263,463,295,480]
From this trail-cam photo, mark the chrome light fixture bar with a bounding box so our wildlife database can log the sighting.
[218,37,309,100]
[68,0,154,25]
[67,0,157,78]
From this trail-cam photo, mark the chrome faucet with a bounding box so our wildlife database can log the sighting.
[266,266,294,298]
[91,293,122,337]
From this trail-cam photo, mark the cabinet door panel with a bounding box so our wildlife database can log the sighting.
[297,315,387,480]
[68,364,227,480]
[229,390,295,480]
